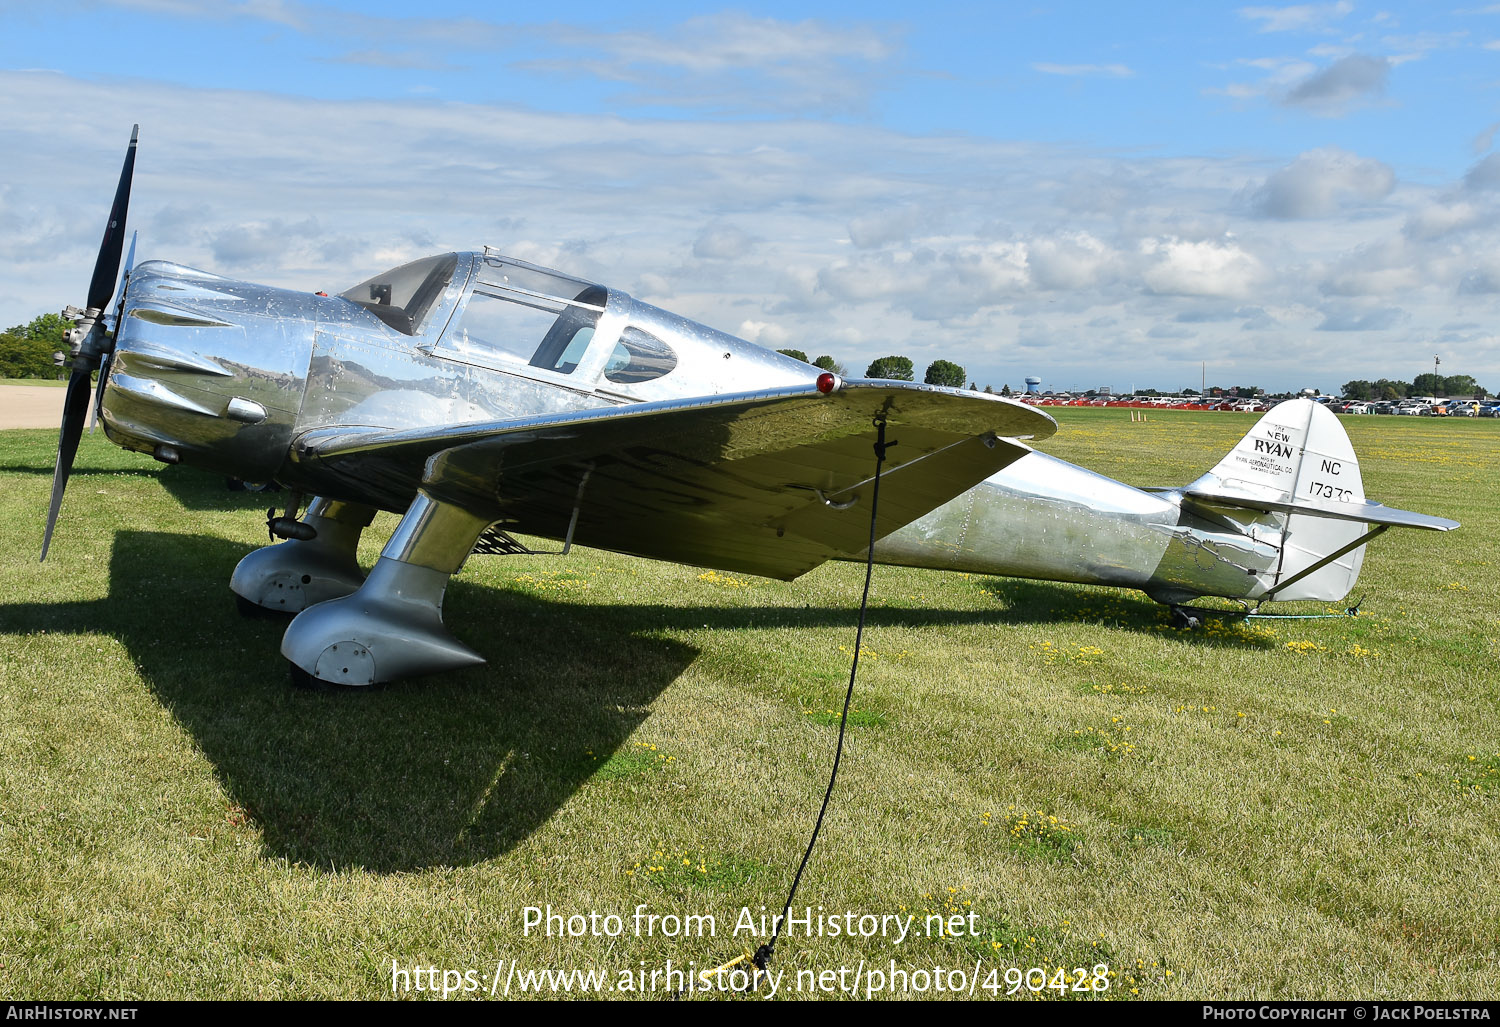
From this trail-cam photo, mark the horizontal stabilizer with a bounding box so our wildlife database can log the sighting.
[1183,487,1459,531]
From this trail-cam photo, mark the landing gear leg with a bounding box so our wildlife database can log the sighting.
[1170,605,1202,630]
[230,498,377,615]
[279,490,491,687]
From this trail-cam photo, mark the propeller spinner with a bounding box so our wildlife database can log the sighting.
[41,125,139,561]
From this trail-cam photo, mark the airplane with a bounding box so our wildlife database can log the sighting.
[42,128,1459,688]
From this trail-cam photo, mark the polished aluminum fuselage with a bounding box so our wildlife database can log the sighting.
[874,453,1278,605]
[105,252,809,490]
[104,250,1279,607]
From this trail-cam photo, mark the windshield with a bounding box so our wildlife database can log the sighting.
[341,253,458,335]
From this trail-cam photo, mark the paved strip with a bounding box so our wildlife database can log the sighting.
[0,384,67,429]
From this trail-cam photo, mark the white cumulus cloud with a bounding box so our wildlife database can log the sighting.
[1026,232,1117,290]
[1139,237,1267,299]
[1249,148,1395,219]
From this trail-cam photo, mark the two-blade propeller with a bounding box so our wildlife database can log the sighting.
[41,125,139,562]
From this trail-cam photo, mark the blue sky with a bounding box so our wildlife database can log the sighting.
[4,1,1500,393]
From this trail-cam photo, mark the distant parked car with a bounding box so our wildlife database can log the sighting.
[1399,403,1429,416]
[1479,403,1500,418]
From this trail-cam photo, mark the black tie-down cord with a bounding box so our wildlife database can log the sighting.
[748,416,896,978]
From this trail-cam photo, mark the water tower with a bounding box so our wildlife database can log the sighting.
[1024,376,1042,394]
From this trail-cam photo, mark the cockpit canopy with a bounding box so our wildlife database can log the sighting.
[341,250,814,401]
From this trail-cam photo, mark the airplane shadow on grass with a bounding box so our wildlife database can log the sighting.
[973,577,1265,634]
[7,531,1271,874]
[9,529,698,874]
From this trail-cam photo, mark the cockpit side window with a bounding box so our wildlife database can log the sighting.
[604,327,677,384]
[529,286,605,374]
[441,282,605,376]
[341,253,458,336]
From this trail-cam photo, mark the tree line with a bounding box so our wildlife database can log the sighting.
[1341,374,1489,400]
[778,350,971,389]
[0,314,70,380]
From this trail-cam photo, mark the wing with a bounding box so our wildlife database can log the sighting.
[290,380,1055,579]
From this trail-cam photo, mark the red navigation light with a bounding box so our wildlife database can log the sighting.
[816,372,838,394]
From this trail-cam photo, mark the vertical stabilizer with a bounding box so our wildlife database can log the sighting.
[1188,400,1367,601]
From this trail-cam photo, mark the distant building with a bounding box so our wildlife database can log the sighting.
[1024,376,1042,394]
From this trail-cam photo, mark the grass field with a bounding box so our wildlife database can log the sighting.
[1,409,1496,1001]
